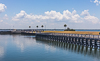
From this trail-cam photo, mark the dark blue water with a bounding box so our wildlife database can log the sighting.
[75,29,100,31]
[0,34,100,61]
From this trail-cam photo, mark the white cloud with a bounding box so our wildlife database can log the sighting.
[63,10,82,23]
[63,10,71,20]
[45,10,63,20]
[12,10,82,23]
[0,3,7,13]
[93,0,100,5]
[5,14,7,17]
[12,10,27,21]
[94,0,98,3]
[81,10,99,24]
[12,10,99,24]
[72,10,77,15]
[84,15,99,24]
[3,14,8,20]
[0,20,3,22]
[81,10,90,16]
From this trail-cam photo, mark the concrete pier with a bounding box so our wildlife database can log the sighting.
[36,33,100,49]
[36,38,100,58]
[0,30,100,49]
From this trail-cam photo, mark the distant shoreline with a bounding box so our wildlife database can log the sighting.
[0,29,100,32]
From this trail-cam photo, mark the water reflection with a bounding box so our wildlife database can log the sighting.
[0,34,37,56]
[12,35,37,52]
[0,34,100,61]
[0,35,10,58]
[36,38,100,59]
[45,44,56,52]
[0,46,4,57]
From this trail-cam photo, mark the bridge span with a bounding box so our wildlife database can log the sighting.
[36,32,100,49]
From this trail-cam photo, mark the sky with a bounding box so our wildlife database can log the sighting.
[0,0,100,29]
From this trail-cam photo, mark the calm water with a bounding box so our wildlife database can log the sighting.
[0,34,100,61]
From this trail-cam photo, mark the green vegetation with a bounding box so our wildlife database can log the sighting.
[41,25,44,29]
[36,26,38,29]
[64,27,75,31]
[64,24,67,29]
[29,26,31,28]
[64,24,75,31]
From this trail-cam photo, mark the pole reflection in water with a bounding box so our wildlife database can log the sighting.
[36,38,100,59]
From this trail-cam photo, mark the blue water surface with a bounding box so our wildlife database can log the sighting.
[0,34,100,61]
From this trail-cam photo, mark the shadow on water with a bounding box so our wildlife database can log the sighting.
[36,38,100,59]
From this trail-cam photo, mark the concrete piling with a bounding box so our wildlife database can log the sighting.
[36,33,100,49]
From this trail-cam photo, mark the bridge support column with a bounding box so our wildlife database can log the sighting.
[95,40,97,48]
[90,39,93,47]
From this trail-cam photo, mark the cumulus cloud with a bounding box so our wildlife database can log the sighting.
[84,15,99,24]
[12,10,27,21]
[0,20,3,22]
[81,10,90,16]
[93,0,100,5]
[45,10,63,20]
[0,3,7,13]
[12,10,63,21]
[81,10,99,24]
[12,10,99,24]
[3,14,8,20]
[12,10,82,23]
[63,10,82,23]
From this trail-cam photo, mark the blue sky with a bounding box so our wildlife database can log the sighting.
[0,0,100,29]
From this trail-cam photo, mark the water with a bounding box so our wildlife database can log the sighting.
[0,34,100,61]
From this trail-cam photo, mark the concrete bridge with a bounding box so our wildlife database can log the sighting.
[36,38,100,58]
[0,29,100,49]
[36,32,100,49]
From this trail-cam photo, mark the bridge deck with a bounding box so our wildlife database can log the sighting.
[36,32,100,49]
